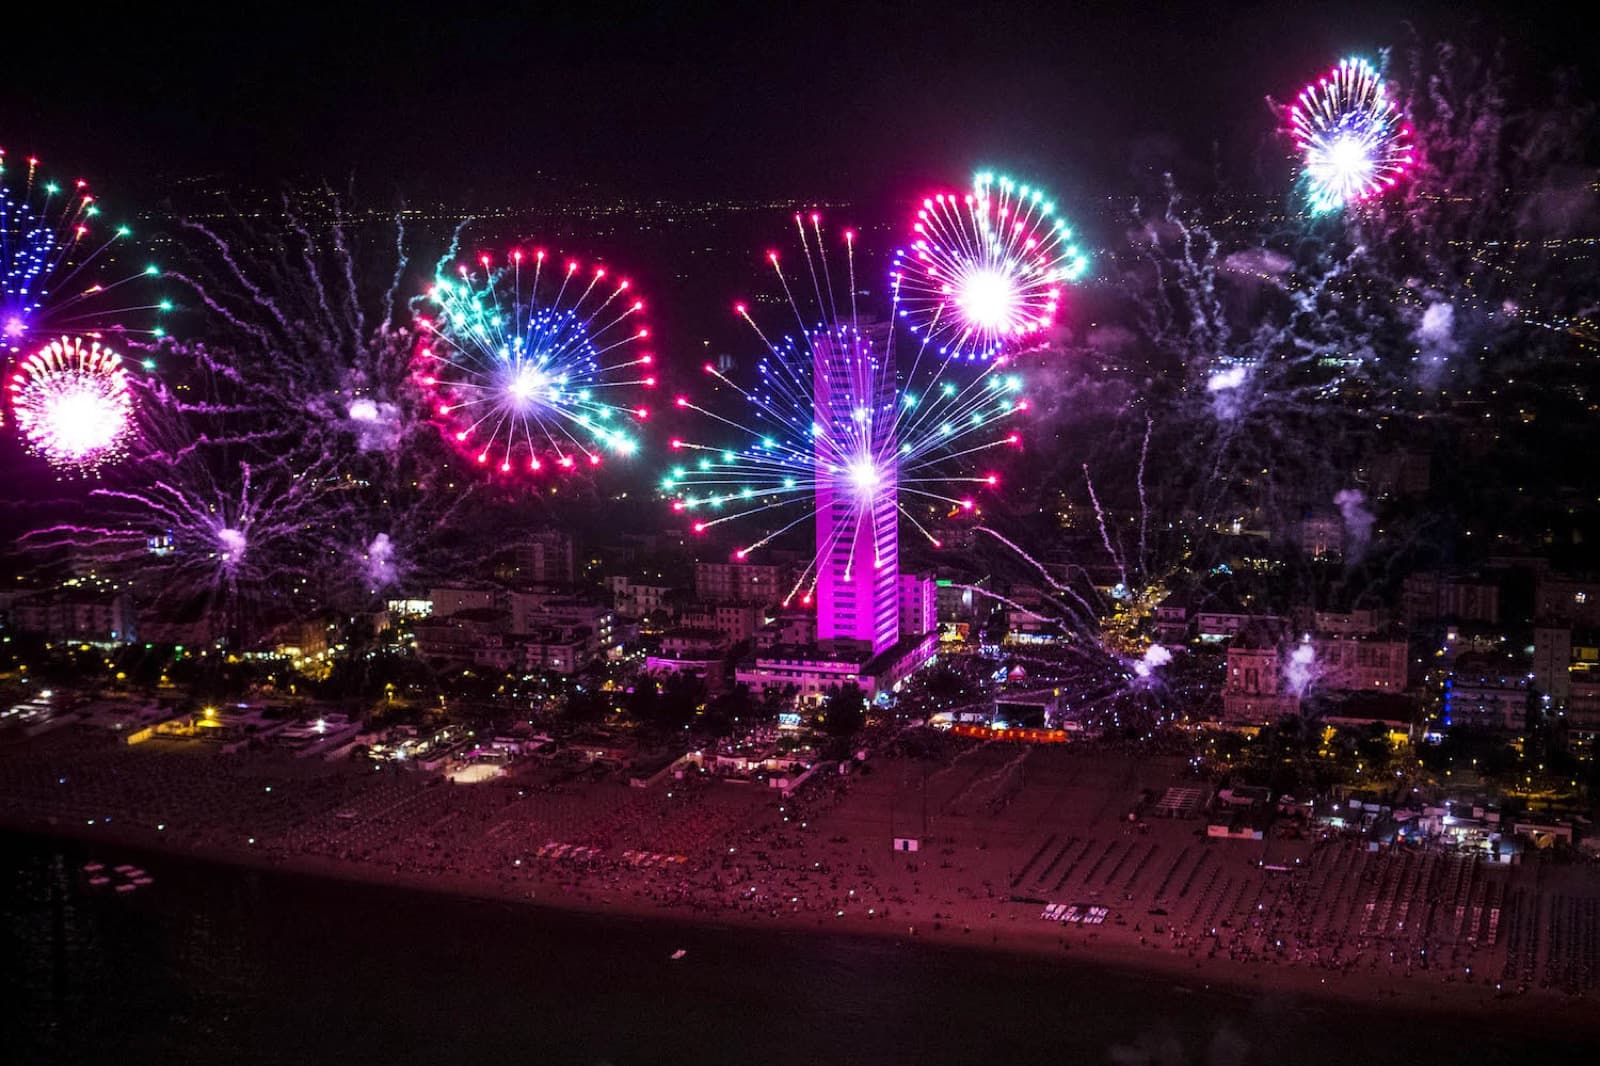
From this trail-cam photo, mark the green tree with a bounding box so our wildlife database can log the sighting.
[821,683,867,738]
[563,686,608,723]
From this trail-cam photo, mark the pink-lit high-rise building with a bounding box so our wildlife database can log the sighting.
[733,328,941,703]
[812,330,899,654]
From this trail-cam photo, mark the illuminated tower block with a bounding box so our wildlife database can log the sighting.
[813,328,899,654]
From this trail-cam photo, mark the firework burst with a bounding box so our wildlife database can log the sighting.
[416,249,655,476]
[150,208,502,609]
[151,207,424,461]
[955,425,1207,735]
[890,171,1088,360]
[121,459,327,613]
[0,148,165,352]
[665,213,1027,606]
[22,439,343,642]
[7,335,137,472]
[1289,57,1415,214]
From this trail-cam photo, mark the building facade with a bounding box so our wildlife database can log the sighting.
[429,584,503,619]
[897,570,937,641]
[515,530,575,585]
[9,585,137,644]
[607,574,679,619]
[695,559,787,605]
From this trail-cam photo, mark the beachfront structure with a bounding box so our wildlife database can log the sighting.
[735,629,937,702]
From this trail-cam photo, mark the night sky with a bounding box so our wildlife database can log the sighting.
[2,1,1588,202]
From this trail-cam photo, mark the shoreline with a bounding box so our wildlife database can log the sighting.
[12,815,1600,1034]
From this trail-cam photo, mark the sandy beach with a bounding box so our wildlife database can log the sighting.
[6,725,1599,1032]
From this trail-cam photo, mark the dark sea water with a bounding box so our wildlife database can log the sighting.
[3,833,1594,1066]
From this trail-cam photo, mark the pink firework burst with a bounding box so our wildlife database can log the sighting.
[890,171,1088,360]
[8,334,136,473]
[1288,57,1415,214]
